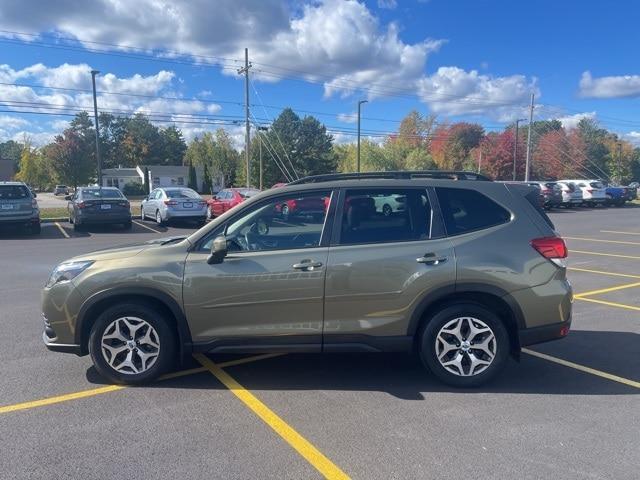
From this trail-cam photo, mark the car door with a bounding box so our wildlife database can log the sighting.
[183,189,335,350]
[68,190,78,220]
[323,187,456,345]
[210,190,226,217]
[143,190,155,216]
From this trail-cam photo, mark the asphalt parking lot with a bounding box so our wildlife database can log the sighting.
[1,207,638,480]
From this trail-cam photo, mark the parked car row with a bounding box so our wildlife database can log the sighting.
[505,180,637,209]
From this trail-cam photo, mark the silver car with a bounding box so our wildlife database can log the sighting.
[141,187,207,225]
[0,181,40,234]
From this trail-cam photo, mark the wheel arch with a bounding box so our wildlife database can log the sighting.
[407,284,525,356]
[75,287,193,359]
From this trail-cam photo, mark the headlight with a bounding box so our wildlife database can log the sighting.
[45,261,94,288]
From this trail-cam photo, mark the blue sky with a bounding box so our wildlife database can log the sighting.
[0,0,639,146]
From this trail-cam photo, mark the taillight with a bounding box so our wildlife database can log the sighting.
[531,236,567,260]
[586,189,594,193]
[164,200,178,206]
[118,201,129,207]
[31,199,38,209]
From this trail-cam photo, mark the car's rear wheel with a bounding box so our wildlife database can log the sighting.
[419,303,509,387]
[140,207,146,221]
[89,302,176,385]
[155,210,164,226]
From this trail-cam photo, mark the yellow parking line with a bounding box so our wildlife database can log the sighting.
[0,353,275,416]
[133,220,162,234]
[564,236,640,246]
[600,230,640,236]
[574,281,640,298]
[54,222,70,238]
[575,296,640,312]
[568,267,640,280]
[571,250,640,260]
[194,354,350,480]
[523,348,640,389]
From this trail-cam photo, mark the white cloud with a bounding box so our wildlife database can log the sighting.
[378,0,398,9]
[337,112,357,123]
[0,115,29,130]
[623,131,640,146]
[0,0,446,102]
[416,66,538,120]
[579,71,640,99]
[556,111,596,130]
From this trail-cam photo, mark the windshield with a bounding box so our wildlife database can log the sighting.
[82,189,124,199]
[165,189,200,199]
[0,185,30,199]
[238,189,260,199]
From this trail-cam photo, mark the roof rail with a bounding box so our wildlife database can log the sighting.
[287,170,492,185]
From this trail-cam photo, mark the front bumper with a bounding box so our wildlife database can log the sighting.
[42,331,82,355]
[42,314,82,355]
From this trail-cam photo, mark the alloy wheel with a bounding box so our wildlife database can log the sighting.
[100,317,160,375]
[434,316,496,377]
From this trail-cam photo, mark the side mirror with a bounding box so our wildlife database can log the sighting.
[64,195,72,201]
[207,235,228,265]
[32,192,37,198]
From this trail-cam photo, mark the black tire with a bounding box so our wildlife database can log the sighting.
[418,303,510,388]
[123,221,133,230]
[155,210,165,226]
[29,222,41,235]
[140,207,146,221]
[73,218,83,231]
[88,302,176,385]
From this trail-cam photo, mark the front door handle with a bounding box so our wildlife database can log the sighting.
[292,260,323,271]
[416,254,448,265]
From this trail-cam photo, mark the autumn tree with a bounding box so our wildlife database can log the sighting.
[46,129,95,188]
[532,129,587,180]
[431,123,484,170]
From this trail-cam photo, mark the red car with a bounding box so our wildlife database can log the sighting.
[206,188,260,219]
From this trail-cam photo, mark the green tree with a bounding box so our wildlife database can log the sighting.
[249,108,336,186]
[159,126,187,165]
[188,163,198,190]
[185,129,239,188]
[46,129,95,188]
[0,139,23,172]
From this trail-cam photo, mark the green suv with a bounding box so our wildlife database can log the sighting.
[42,172,572,387]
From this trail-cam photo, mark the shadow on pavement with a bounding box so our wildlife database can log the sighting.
[85,330,638,398]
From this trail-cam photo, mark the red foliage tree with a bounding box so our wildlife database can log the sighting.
[533,129,587,179]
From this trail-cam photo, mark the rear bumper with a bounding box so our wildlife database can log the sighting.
[77,212,131,224]
[165,209,207,219]
[519,317,571,346]
[0,216,40,226]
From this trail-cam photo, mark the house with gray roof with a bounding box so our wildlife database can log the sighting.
[101,165,223,193]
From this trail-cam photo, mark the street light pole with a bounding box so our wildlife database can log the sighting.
[90,70,102,189]
[512,118,526,181]
[357,100,368,173]
[524,93,535,182]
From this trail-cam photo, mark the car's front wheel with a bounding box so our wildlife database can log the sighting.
[88,302,176,384]
[419,304,509,387]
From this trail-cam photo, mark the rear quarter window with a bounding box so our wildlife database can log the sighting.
[435,187,511,236]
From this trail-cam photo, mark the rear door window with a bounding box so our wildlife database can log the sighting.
[436,187,511,236]
[338,189,432,245]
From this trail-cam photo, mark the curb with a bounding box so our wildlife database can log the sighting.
[41,215,142,224]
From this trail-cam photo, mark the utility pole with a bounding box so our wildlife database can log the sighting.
[617,141,623,183]
[257,126,269,190]
[357,100,368,172]
[524,93,535,182]
[477,150,482,173]
[238,48,252,187]
[90,70,102,189]
[512,118,525,181]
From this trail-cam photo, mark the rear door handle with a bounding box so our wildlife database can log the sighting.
[292,260,323,271]
[416,254,448,265]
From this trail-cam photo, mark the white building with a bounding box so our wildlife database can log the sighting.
[101,165,224,193]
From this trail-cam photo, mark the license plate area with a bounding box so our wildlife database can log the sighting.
[1,204,13,210]
[101,204,112,210]
[183,202,193,208]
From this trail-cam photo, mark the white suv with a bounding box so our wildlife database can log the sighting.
[561,179,607,206]
[556,181,583,207]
